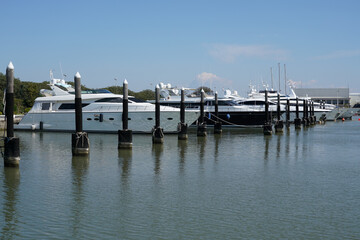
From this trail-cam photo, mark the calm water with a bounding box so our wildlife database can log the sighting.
[1,118,360,239]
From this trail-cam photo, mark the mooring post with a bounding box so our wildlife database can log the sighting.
[308,101,313,125]
[197,89,207,136]
[178,88,188,140]
[294,97,301,129]
[275,93,283,133]
[263,90,272,135]
[214,91,222,134]
[72,72,90,155]
[118,79,133,149]
[302,99,307,127]
[152,85,164,144]
[286,98,290,128]
[3,62,20,167]
[312,101,316,123]
[305,100,310,126]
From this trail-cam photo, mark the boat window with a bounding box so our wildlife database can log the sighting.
[129,97,146,103]
[250,101,265,105]
[87,118,92,121]
[58,103,90,109]
[95,98,123,103]
[109,118,114,120]
[68,89,112,94]
[219,100,237,106]
[41,102,51,110]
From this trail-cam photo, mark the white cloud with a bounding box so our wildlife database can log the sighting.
[313,50,360,60]
[197,72,220,82]
[208,44,288,62]
[196,72,232,86]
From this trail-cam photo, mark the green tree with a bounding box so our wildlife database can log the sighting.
[192,86,214,96]
[134,89,155,100]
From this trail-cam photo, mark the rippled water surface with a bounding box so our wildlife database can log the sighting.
[1,118,360,239]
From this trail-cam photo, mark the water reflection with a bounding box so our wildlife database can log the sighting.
[264,136,270,161]
[295,130,300,160]
[1,167,20,239]
[118,149,132,187]
[152,144,163,175]
[285,130,290,159]
[197,137,207,168]
[177,140,187,174]
[276,134,281,159]
[214,134,221,163]
[71,155,89,239]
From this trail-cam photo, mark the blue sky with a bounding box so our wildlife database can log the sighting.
[1,0,360,95]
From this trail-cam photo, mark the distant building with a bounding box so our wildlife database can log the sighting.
[293,88,350,107]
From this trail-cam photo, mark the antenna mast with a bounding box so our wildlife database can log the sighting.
[270,67,274,90]
[284,64,287,96]
[278,63,281,93]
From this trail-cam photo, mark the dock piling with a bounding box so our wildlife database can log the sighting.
[275,93,284,133]
[118,79,133,149]
[214,92,222,134]
[152,85,164,144]
[312,101,316,123]
[3,62,20,167]
[178,88,188,140]
[72,72,90,155]
[197,89,207,137]
[263,90,272,135]
[286,98,290,128]
[294,97,301,130]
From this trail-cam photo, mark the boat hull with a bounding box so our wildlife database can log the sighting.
[15,110,199,133]
[204,111,281,127]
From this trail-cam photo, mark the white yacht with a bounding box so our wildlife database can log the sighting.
[149,83,284,128]
[247,85,335,122]
[15,78,200,133]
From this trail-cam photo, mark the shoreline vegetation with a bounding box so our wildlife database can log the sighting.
[0,72,155,115]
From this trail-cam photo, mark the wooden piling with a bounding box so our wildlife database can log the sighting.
[263,90,272,135]
[305,100,310,126]
[286,98,290,128]
[72,72,90,155]
[214,92,222,134]
[312,101,316,123]
[294,97,301,129]
[302,99,308,127]
[3,62,20,167]
[275,93,284,133]
[178,88,188,140]
[197,89,207,137]
[119,79,133,149]
[152,85,164,144]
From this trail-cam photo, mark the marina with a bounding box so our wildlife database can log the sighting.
[1,117,360,239]
[2,1,360,238]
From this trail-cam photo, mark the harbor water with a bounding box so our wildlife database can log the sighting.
[1,118,360,239]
